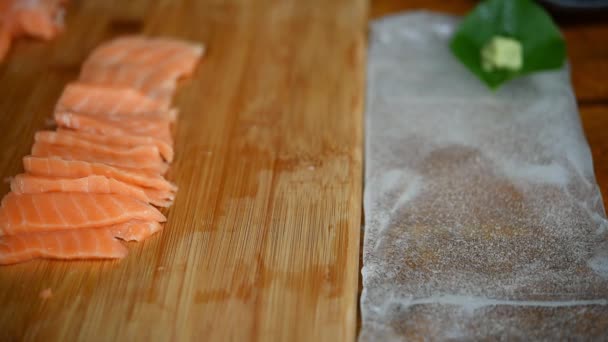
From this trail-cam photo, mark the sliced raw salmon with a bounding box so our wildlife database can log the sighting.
[23,156,177,192]
[0,192,166,235]
[11,3,63,41]
[0,218,164,264]
[54,111,173,144]
[0,0,66,41]
[56,83,177,120]
[36,130,165,164]
[110,220,162,242]
[56,128,174,162]
[1,0,66,62]
[0,33,203,265]
[80,36,204,104]
[11,174,175,207]
[31,141,169,174]
[79,65,177,107]
[84,36,204,68]
[0,228,127,265]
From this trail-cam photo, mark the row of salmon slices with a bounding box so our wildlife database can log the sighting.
[0,0,68,62]
[0,35,204,264]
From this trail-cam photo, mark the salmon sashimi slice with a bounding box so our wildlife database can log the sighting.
[11,174,175,207]
[0,0,67,62]
[56,128,174,162]
[79,66,176,107]
[55,111,173,144]
[56,83,177,120]
[0,228,127,265]
[31,141,169,174]
[110,220,162,242]
[23,156,177,192]
[0,0,66,41]
[81,36,204,83]
[11,2,64,41]
[0,192,166,235]
[83,36,204,68]
[80,36,204,104]
[35,130,166,164]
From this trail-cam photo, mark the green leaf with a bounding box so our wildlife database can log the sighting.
[450,0,566,89]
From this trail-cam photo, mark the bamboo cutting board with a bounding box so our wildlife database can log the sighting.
[0,1,366,340]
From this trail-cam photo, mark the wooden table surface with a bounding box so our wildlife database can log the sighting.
[0,1,365,341]
[0,0,605,341]
[371,0,608,206]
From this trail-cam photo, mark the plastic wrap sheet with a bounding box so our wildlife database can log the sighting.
[361,12,608,341]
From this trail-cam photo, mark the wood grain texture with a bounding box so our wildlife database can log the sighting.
[0,1,366,341]
[370,0,608,206]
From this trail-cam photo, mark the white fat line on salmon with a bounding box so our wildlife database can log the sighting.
[54,8,65,27]
[108,91,126,115]
[73,94,90,112]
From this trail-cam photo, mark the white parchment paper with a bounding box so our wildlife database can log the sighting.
[361,12,608,341]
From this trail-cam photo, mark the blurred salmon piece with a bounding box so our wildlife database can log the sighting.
[54,111,173,144]
[79,36,204,105]
[0,0,67,61]
[54,128,174,162]
[57,83,177,121]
